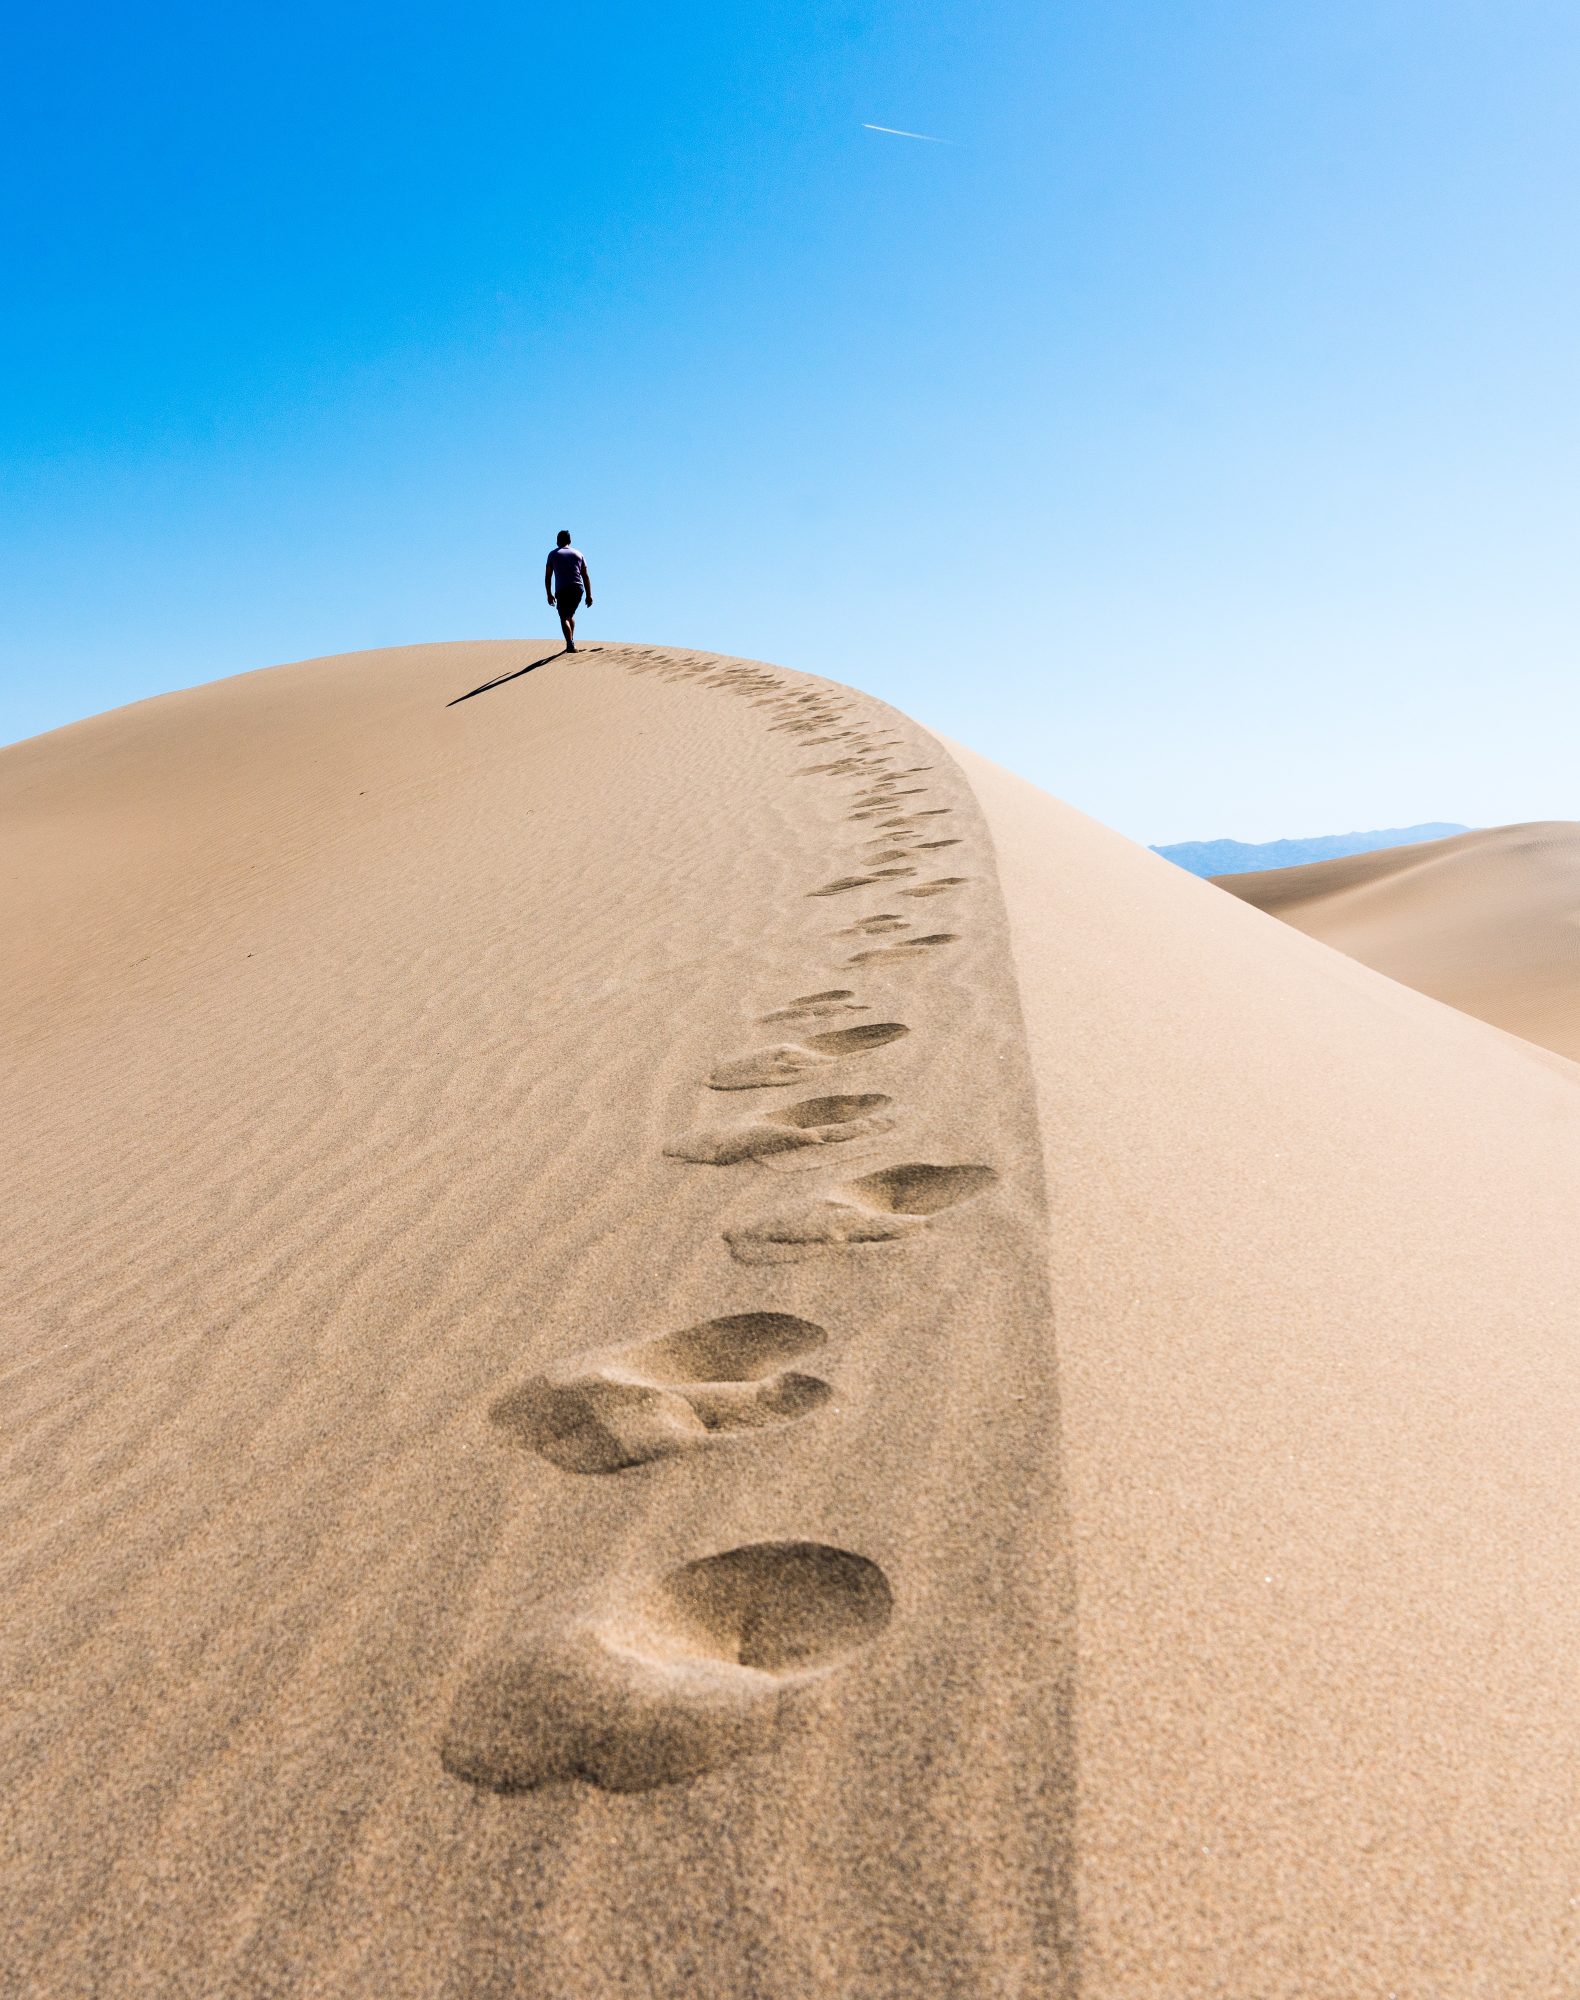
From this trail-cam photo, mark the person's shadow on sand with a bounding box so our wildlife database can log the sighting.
[447,646,596,707]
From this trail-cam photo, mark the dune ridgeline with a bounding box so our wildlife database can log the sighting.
[5,640,1580,1998]
[1219,820,1580,1063]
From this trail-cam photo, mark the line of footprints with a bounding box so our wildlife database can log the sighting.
[443,654,997,1794]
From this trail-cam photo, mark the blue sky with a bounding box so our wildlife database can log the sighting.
[4,0,1577,843]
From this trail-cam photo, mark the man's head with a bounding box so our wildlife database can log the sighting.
[556,530,572,547]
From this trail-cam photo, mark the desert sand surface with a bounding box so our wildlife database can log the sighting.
[4,642,1580,1998]
[1218,820,1580,1062]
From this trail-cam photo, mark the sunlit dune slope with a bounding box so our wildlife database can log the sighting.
[4,641,1580,1999]
[1217,820,1580,1061]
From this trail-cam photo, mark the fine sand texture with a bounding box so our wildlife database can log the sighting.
[1217,820,1580,1062]
[972,759,1580,1998]
[0,642,1068,1998]
[5,643,1580,1997]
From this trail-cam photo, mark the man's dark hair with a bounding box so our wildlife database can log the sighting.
[556,529,572,547]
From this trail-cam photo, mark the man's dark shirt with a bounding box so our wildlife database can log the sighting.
[548,546,588,600]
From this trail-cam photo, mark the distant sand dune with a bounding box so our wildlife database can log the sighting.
[1219,819,1580,1060]
[4,644,1580,1995]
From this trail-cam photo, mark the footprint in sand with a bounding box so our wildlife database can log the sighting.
[442,1541,894,1793]
[665,1093,896,1165]
[708,1022,909,1089]
[917,838,962,851]
[900,877,971,898]
[491,1311,833,1474]
[760,988,866,1024]
[838,913,910,937]
[725,1163,1000,1265]
[847,933,958,966]
[853,788,924,807]
[808,870,914,897]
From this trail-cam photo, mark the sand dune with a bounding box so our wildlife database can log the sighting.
[1217,820,1580,1062]
[4,643,1580,1996]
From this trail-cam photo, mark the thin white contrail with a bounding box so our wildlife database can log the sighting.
[862,122,951,144]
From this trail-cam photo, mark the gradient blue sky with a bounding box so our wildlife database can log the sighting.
[4,1,1577,843]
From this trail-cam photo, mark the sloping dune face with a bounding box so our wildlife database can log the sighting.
[1218,820,1580,1061]
[969,758,1580,1998]
[0,643,1071,1997]
[6,647,1580,1997]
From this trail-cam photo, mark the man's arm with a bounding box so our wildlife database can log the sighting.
[579,556,593,605]
[544,554,556,605]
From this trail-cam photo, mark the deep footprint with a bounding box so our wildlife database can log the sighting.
[665,1093,896,1164]
[491,1311,833,1473]
[726,1162,1000,1263]
[708,1022,910,1089]
[441,1542,894,1793]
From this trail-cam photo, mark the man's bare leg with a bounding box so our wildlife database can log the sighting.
[558,605,576,652]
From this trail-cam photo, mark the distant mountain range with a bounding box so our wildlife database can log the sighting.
[1154,823,1470,879]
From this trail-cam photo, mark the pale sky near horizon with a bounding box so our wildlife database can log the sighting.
[4,1,1578,845]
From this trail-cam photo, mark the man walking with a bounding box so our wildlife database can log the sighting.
[544,531,593,652]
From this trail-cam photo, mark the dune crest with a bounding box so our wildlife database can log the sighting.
[6,641,1580,1996]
